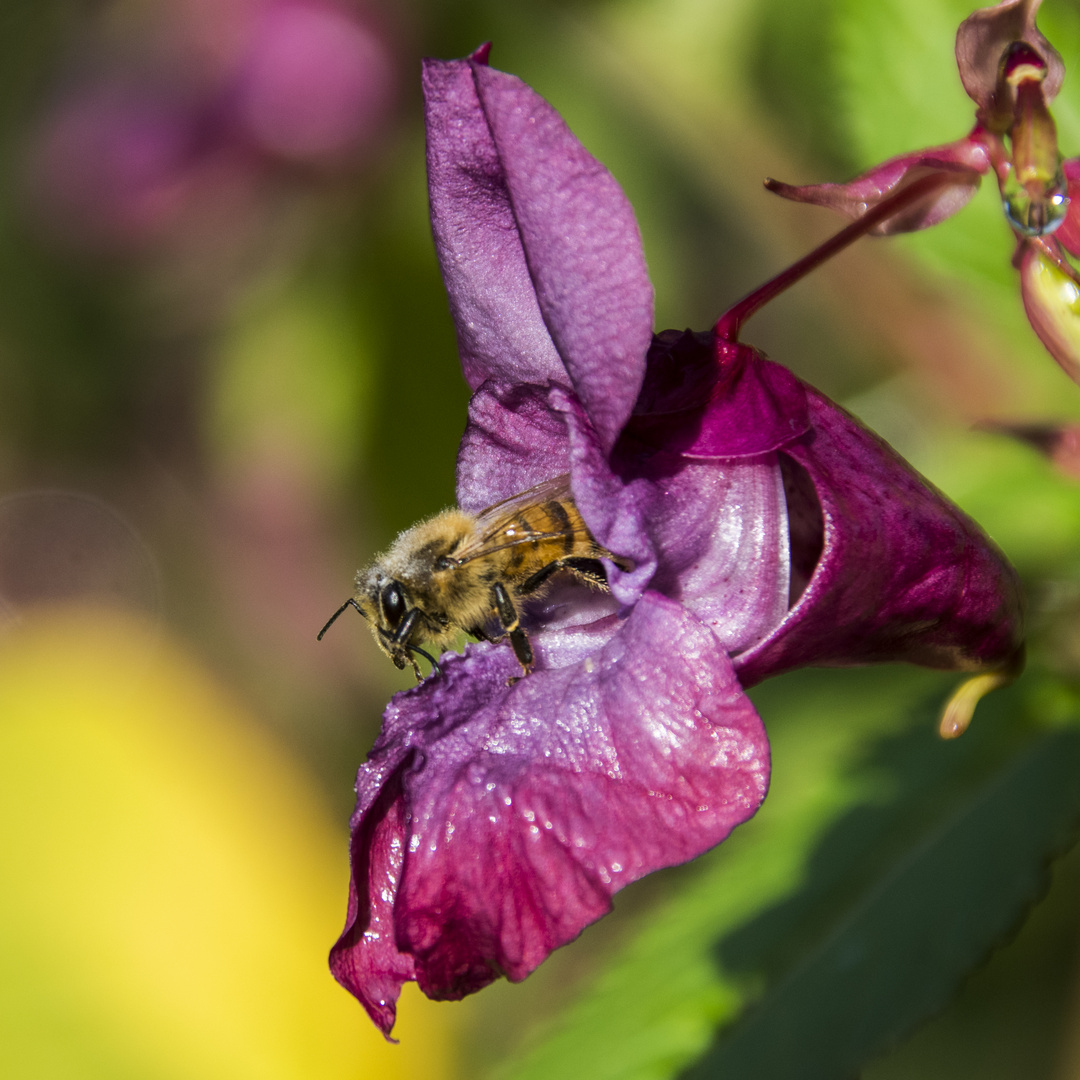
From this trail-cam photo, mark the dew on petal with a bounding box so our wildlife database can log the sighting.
[1002,172,1070,235]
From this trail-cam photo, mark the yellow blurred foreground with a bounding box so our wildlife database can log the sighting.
[0,607,455,1080]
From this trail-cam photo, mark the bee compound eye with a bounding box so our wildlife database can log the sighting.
[381,581,406,628]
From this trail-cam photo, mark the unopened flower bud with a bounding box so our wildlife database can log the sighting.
[1001,42,1069,234]
[1019,243,1080,382]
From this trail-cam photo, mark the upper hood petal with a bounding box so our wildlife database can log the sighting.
[734,388,1024,685]
[423,54,566,391]
[455,380,572,512]
[470,61,654,450]
[424,51,653,452]
[956,0,1064,125]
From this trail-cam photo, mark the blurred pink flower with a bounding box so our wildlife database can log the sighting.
[230,0,395,161]
[28,0,397,250]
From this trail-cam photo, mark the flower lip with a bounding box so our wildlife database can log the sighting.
[330,592,772,1035]
[1003,39,1049,84]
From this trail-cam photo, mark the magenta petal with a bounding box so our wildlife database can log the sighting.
[956,0,1064,119]
[330,593,768,1031]
[734,388,1023,685]
[627,334,810,457]
[471,64,654,451]
[766,139,990,235]
[328,754,417,1037]
[423,58,566,390]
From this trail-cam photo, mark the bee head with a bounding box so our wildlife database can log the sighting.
[332,570,441,680]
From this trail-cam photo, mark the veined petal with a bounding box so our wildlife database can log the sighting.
[330,593,768,1035]
[766,139,990,235]
[734,388,1023,685]
[472,63,654,451]
[630,452,790,654]
[956,0,1063,122]
[423,55,565,390]
[1018,238,1080,385]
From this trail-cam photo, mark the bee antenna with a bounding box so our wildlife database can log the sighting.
[408,644,442,677]
[317,597,366,641]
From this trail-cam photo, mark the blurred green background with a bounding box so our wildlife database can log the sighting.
[6,0,1080,1077]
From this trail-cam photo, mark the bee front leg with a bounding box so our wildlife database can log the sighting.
[491,582,533,679]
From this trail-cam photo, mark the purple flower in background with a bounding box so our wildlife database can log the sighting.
[28,0,396,250]
[329,48,1024,1037]
[769,0,1080,385]
[228,0,396,162]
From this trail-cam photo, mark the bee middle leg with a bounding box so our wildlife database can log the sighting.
[519,557,610,595]
[491,581,533,678]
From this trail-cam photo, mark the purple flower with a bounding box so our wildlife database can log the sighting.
[27,0,397,251]
[330,49,1024,1037]
[768,0,1080,385]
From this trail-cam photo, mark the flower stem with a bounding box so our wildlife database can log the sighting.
[715,171,959,341]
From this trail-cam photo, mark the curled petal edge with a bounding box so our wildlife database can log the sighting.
[956,0,1064,125]
[766,139,990,235]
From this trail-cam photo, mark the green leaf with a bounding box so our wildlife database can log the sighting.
[490,668,1080,1080]
[681,714,1080,1079]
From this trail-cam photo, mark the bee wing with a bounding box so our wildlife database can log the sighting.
[451,475,584,565]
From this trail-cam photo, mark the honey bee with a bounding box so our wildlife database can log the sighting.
[318,475,629,679]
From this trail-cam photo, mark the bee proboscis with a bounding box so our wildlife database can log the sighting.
[318,475,629,679]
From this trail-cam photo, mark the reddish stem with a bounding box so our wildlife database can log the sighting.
[715,171,960,341]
